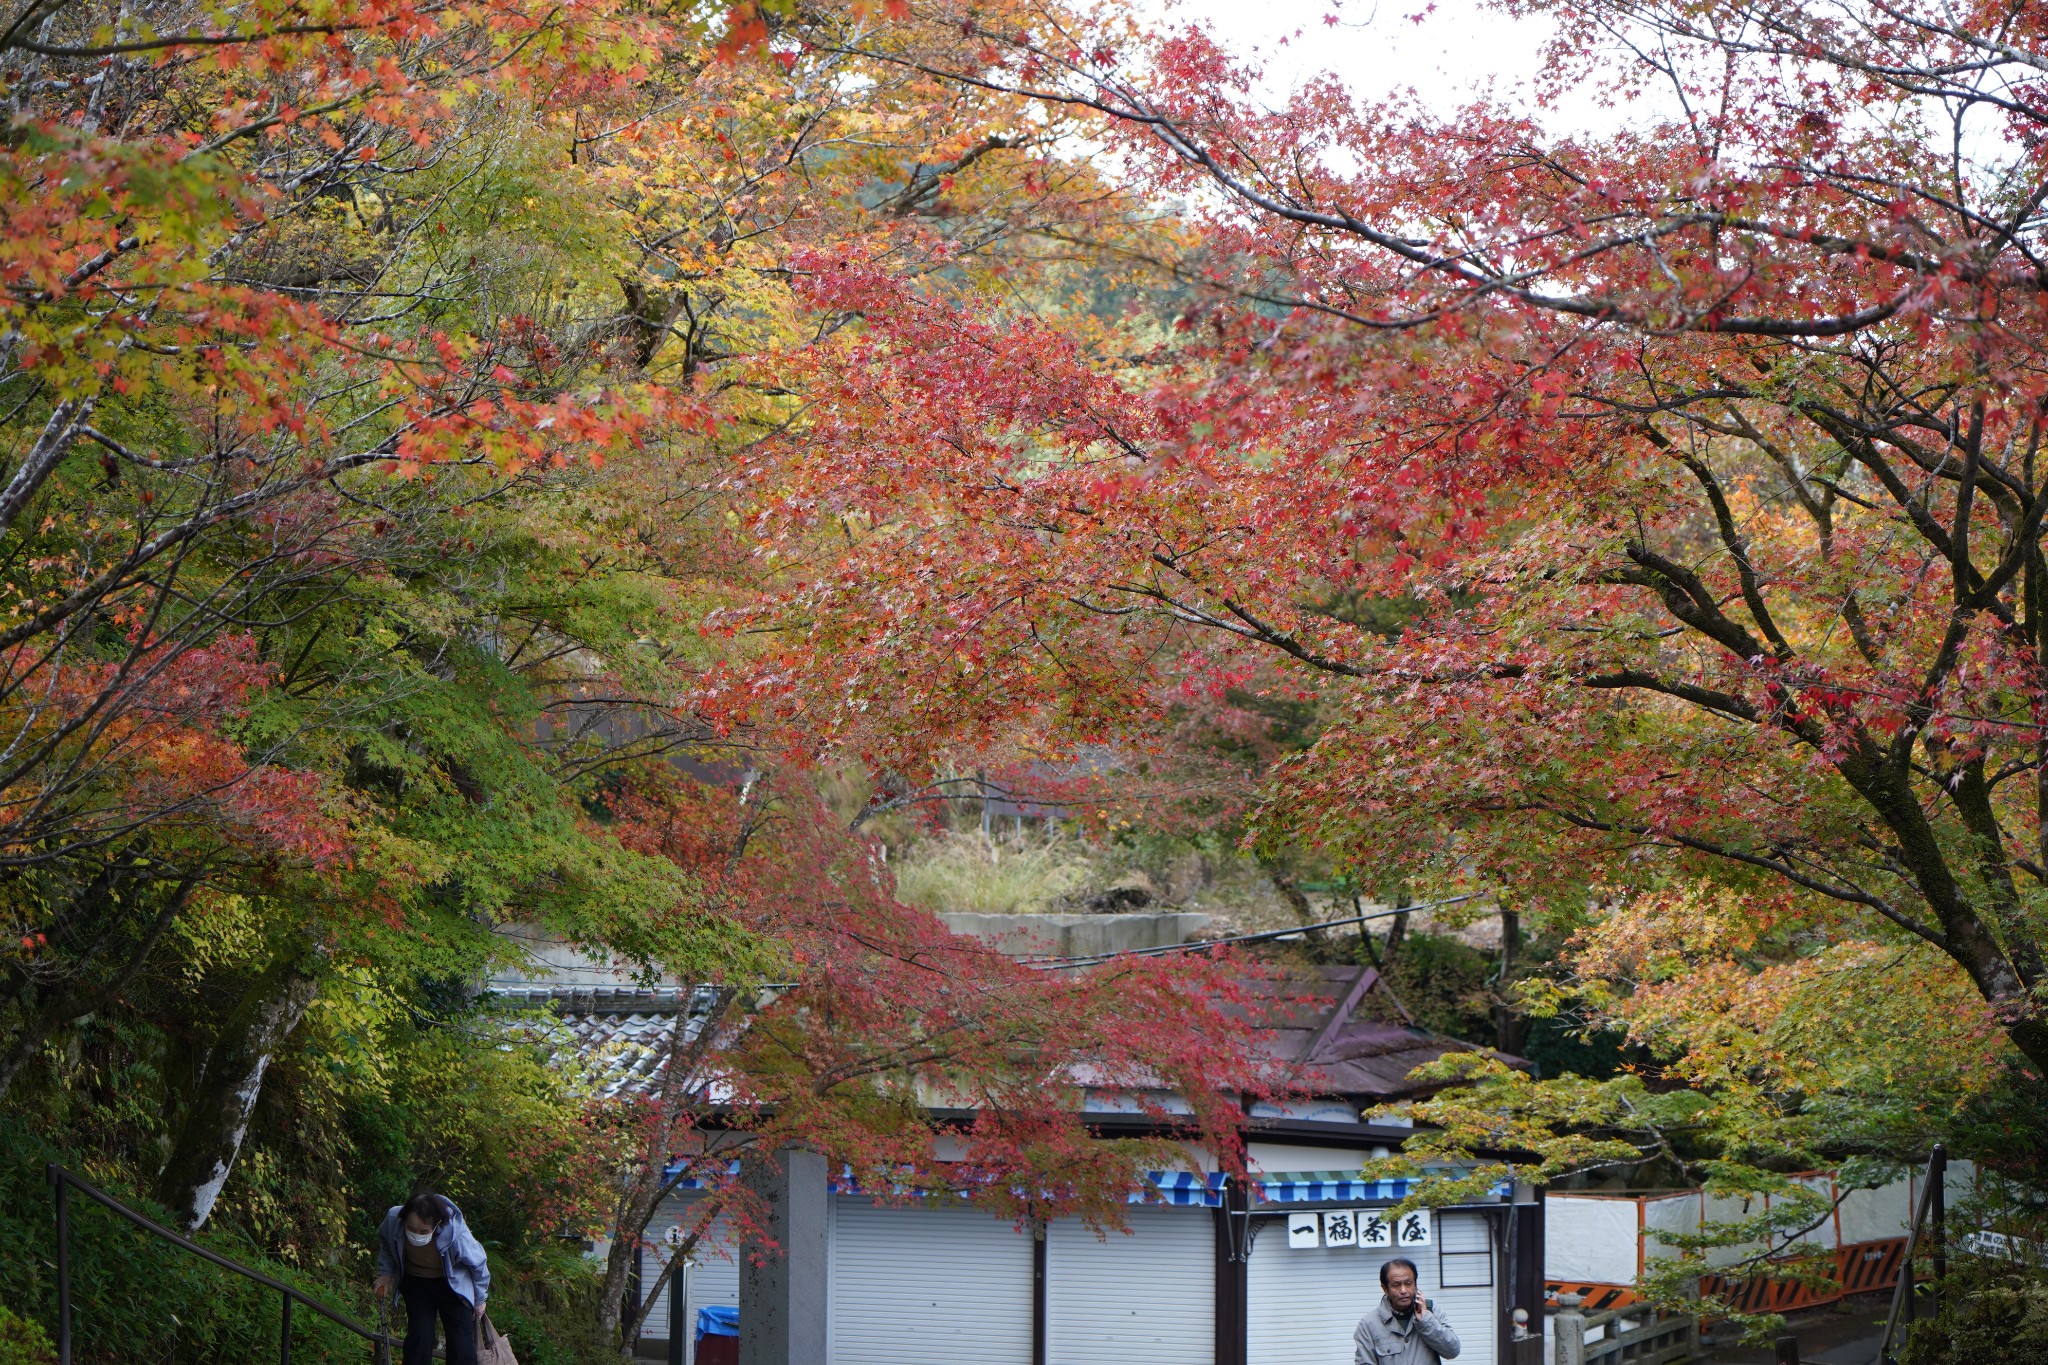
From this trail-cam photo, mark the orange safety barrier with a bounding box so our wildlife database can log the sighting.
[1544,1281,1643,1311]
[1547,1236,1909,1317]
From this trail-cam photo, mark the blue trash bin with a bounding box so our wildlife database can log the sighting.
[695,1305,738,1365]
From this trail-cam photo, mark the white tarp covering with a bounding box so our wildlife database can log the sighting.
[1700,1191,1759,1269]
[1551,1164,1975,1289]
[1545,1197,1640,1283]
[1782,1176,1838,1249]
[1836,1182,1911,1246]
[1641,1194,1701,1267]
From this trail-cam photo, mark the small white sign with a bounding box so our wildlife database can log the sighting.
[1286,1212,1322,1248]
[1321,1208,1361,1248]
[1359,1209,1431,1247]
[663,1224,686,1247]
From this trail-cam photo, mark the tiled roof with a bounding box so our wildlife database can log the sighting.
[491,984,729,1101]
[496,968,1518,1107]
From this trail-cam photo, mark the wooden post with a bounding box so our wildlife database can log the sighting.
[52,1170,71,1365]
[1774,1334,1800,1365]
[1929,1144,1947,1323]
[1553,1292,1587,1365]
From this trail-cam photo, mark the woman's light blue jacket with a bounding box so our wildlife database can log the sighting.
[374,1196,490,1309]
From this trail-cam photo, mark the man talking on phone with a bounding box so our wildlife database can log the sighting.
[1354,1257,1461,1365]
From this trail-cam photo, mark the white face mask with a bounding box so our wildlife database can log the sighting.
[405,1228,435,1247]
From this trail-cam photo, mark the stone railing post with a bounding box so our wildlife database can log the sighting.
[1553,1292,1588,1365]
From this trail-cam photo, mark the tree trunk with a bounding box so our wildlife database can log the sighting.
[1257,852,1323,943]
[1382,906,1409,966]
[155,946,321,1229]
[599,987,738,1354]
[1494,909,1525,1056]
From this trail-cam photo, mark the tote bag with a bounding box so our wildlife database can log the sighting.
[478,1314,520,1365]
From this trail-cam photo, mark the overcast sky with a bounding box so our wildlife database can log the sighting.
[1139,0,1655,138]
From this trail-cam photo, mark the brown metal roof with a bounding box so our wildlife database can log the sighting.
[1233,964,1526,1100]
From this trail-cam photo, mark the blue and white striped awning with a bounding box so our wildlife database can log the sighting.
[1131,1170,1227,1207]
[663,1158,741,1188]
[827,1167,1222,1206]
[1253,1172,1416,1204]
[669,1161,1440,1209]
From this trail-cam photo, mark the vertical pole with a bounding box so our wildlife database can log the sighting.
[668,1257,685,1365]
[1902,1165,1916,1334]
[51,1168,71,1365]
[280,1290,294,1365]
[1214,1181,1250,1365]
[1031,1222,1048,1365]
[1773,1335,1800,1365]
[1929,1143,1947,1323]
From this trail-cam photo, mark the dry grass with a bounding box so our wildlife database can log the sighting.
[890,829,1097,914]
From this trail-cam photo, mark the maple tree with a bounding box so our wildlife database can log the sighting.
[1,2,1296,1355]
[582,767,1280,1353]
[725,0,2048,1107]
[0,0,723,1239]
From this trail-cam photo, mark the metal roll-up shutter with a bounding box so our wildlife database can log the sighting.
[1247,1217,1379,1362]
[1432,1211,1498,1365]
[639,1194,740,1364]
[1045,1206,1214,1364]
[1249,1211,1501,1365]
[635,1249,671,1346]
[828,1196,1033,1365]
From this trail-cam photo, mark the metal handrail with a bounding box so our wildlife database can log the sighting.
[1873,1143,1946,1365]
[46,1163,398,1365]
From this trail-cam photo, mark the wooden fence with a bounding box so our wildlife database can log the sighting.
[1548,1292,1699,1365]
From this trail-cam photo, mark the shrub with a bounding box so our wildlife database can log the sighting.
[1900,1257,2048,1365]
[0,1303,54,1365]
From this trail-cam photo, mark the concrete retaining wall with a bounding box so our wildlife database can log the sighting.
[937,911,1209,958]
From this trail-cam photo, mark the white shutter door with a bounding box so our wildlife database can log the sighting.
[1431,1212,1498,1365]
[639,1194,740,1364]
[828,1197,1033,1365]
[1247,1218,1378,1363]
[1250,1210,1501,1365]
[1045,1207,1214,1364]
